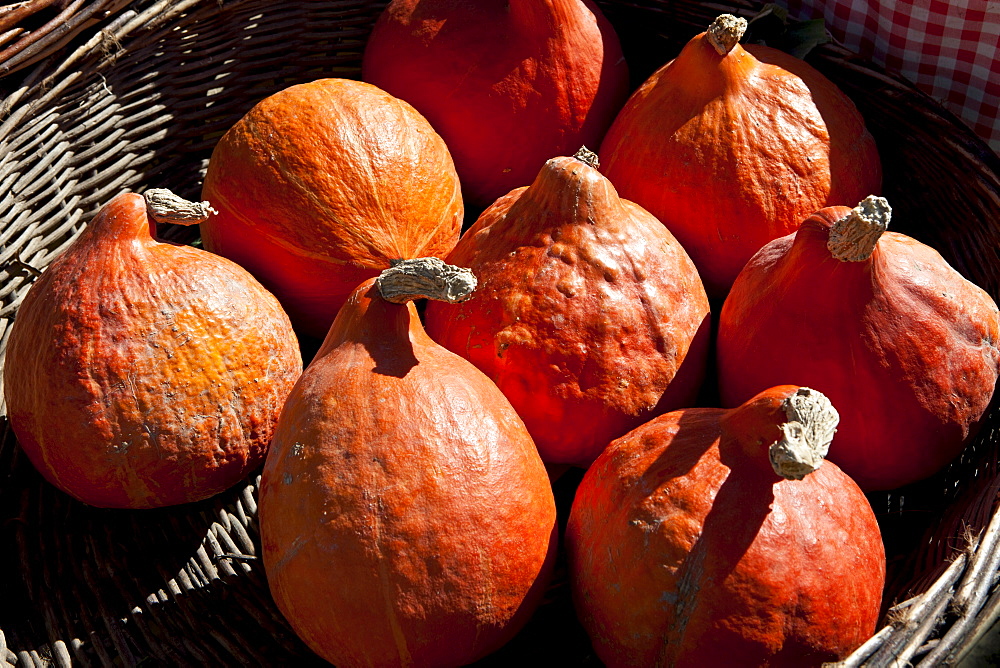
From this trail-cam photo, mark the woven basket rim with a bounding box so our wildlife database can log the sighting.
[2,0,1000,665]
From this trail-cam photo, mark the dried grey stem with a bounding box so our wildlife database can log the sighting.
[769,387,838,480]
[377,257,477,304]
[574,146,599,170]
[707,14,747,56]
[828,195,891,262]
[144,188,218,226]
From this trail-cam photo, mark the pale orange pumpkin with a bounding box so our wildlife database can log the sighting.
[3,190,302,508]
[201,78,463,338]
[568,385,885,665]
[599,14,882,298]
[425,150,710,467]
[260,259,557,667]
[717,197,1000,490]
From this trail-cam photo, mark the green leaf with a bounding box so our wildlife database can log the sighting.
[743,3,832,59]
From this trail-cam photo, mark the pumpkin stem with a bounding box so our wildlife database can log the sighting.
[827,196,891,262]
[707,14,747,56]
[769,387,839,480]
[377,258,477,304]
[573,146,600,170]
[144,188,218,226]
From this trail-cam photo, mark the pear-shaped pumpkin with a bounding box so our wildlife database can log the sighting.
[260,259,557,667]
[424,150,710,467]
[567,385,885,666]
[201,78,463,338]
[599,14,882,298]
[3,190,302,508]
[717,196,1000,490]
[362,0,630,209]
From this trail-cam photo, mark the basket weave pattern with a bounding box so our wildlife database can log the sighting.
[2,0,1000,665]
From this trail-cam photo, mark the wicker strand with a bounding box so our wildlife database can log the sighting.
[0,0,134,78]
[0,630,14,668]
[862,553,969,665]
[829,626,893,667]
[2,0,1000,664]
[947,583,1000,664]
[954,500,1000,615]
[915,510,1000,664]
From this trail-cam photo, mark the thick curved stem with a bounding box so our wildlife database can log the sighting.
[573,146,600,170]
[827,195,892,262]
[769,387,839,480]
[707,14,747,56]
[144,188,218,227]
[377,258,477,304]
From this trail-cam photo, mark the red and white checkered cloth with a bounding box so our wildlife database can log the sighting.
[778,0,1000,155]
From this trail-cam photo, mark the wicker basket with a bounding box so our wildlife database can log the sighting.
[2,0,1000,665]
[0,0,135,79]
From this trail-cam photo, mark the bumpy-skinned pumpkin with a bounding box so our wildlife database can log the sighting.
[260,259,557,667]
[200,78,463,338]
[717,197,1000,490]
[599,14,882,298]
[567,385,885,666]
[362,0,629,210]
[3,190,302,509]
[424,149,710,467]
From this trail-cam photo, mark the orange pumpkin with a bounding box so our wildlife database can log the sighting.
[362,0,630,210]
[3,190,302,508]
[599,14,882,298]
[260,259,557,667]
[200,78,463,338]
[717,196,1000,490]
[424,150,710,467]
[567,385,885,666]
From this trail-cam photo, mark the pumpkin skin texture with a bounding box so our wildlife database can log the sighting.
[361,0,630,210]
[716,199,1000,491]
[3,192,302,509]
[200,78,463,338]
[598,15,881,299]
[566,385,885,667]
[423,153,711,467]
[259,268,557,667]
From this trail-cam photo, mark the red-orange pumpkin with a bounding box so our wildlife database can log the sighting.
[424,150,710,467]
[567,385,885,666]
[717,196,1000,490]
[599,14,882,298]
[362,0,630,210]
[260,259,557,667]
[200,78,463,338]
[3,190,302,508]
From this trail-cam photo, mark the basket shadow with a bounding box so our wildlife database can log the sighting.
[2,414,605,666]
[0,415,319,665]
